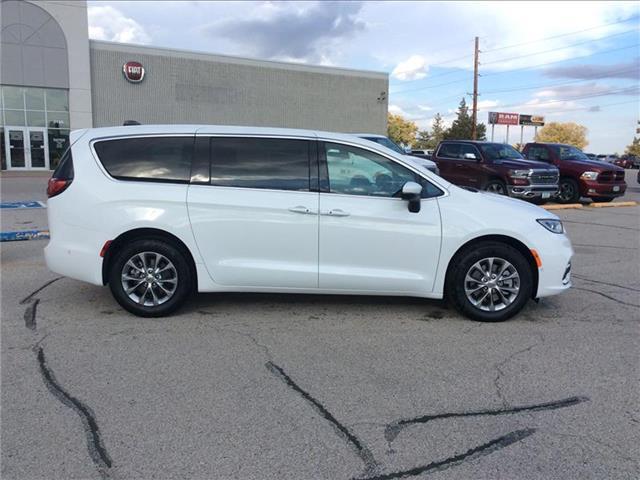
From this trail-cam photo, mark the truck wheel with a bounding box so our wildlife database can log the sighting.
[108,238,193,317]
[484,180,507,195]
[557,178,580,204]
[446,242,533,322]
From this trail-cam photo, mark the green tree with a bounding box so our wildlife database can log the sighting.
[625,136,640,157]
[430,113,447,147]
[443,98,486,140]
[387,113,418,146]
[412,130,432,149]
[535,122,588,149]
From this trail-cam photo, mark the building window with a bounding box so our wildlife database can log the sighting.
[1,85,70,169]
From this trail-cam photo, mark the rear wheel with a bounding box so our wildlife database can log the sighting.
[108,239,192,317]
[446,242,533,322]
[484,180,507,196]
[557,178,580,204]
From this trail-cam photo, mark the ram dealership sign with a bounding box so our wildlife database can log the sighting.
[122,61,145,83]
[488,112,519,125]
[519,114,545,126]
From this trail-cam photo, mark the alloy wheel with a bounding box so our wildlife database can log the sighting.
[121,251,178,306]
[486,182,506,195]
[558,181,575,202]
[464,257,520,312]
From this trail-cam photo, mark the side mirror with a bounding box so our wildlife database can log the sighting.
[463,152,478,160]
[401,181,422,213]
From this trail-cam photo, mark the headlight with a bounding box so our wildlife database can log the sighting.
[580,171,598,180]
[509,169,531,179]
[537,218,564,234]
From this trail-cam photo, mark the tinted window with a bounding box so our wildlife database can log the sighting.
[526,146,550,161]
[479,143,523,161]
[94,136,193,182]
[52,146,73,179]
[324,143,441,198]
[362,136,405,155]
[554,145,588,161]
[438,143,461,158]
[210,138,310,191]
[459,144,480,159]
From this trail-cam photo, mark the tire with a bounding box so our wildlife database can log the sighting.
[108,238,193,317]
[556,177,580,204]
[592,197,614,203]
[484,179,507,196]
[446,242,533,322]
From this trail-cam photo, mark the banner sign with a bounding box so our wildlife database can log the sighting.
[488,112,519,125]
[519,114,545,126]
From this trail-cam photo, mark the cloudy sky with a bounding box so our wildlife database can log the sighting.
[87,1,639,153]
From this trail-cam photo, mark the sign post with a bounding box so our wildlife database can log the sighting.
[518,114,545,143]
[488,112,519,143]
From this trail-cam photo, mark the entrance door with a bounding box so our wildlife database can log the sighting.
[4,127,49,170]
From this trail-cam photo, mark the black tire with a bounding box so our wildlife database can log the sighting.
[556,177,580,204]
[484,179,508,196]
[108,238,193,317]
[592,197,614,203]
[445,241,533,322]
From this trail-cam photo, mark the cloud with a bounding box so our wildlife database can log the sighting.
[588,106,601,112]
[392,55,429,81]
[203,1,365,63]
[535,82,640,98]
[88,6,151,44]
[417,105,432,111]
[477,100,500,109]
[543,58,640,80]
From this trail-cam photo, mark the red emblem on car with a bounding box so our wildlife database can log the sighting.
[122,61,145,83]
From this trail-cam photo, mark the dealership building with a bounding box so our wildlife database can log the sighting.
[0,0,389,171]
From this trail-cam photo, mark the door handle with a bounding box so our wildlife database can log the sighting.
[322,209,350,217]
[288,205,314,214]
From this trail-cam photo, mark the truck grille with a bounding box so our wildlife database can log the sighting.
[598,171,625,183]
[531,171,559,185]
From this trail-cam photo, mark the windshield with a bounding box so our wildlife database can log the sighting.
[554,146,589,161]
[363,136,406,155]
[478,143,523,161]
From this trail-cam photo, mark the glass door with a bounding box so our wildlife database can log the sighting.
[4,127,49,170]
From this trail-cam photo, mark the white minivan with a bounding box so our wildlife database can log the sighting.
[45,125,573,321]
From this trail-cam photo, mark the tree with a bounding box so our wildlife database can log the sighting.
[430,113,447,147]
[412,130,432,149]
[387,113,418,146]
[535,122,588,149]
[625,136,640,157]
[443,98,486,141]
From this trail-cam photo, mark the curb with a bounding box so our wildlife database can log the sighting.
[542,204,583,210]
[586,201,638,208]
[0,230,50,242]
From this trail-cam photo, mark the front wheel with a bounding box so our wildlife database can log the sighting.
[484,180,507,196]
[108,238,193,317]
[557,178,580,204]
[446,242,533,322]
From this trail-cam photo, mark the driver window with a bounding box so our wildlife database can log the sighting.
[528,147,550,162]
[324,143,417,197]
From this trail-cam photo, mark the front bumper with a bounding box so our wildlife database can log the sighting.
[508,184,558,199]
[579,179,627,198]
[534,232,574,298]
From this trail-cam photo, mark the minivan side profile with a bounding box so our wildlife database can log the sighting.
[45,125,573,322]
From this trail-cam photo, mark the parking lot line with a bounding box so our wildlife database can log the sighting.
[586,201,638,208]
[542,204,583,210]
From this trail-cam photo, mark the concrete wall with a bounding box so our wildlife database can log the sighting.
[90,41,388,134]
[13,1,93,129]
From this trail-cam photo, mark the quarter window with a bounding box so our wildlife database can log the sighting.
[527,146,550,161]
[94,136,193,182]
[324,143,441,198]
[438,143,461,158]
[210,137,310,191]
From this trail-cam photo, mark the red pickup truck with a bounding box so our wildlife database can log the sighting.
[522,143,627,203]
[431,140,559,203]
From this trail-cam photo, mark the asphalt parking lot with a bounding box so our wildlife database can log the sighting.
[1,171,639,480]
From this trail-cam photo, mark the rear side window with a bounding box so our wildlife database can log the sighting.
[526,146,550,161]
[53,146,73,179]
[438,143,461,158]
[209,137,310,191]
[94,137,193,182]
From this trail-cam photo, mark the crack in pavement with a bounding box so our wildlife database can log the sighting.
[384,396,589,443]
[24,298,39,330]
[36,346,112,478]
[572,275,640,293]
[20,277,62,305]
[573,243,637,251]
[266,361,379,477]
[492,338,543,408]
[353,428,536,480]
[571,286,640,308]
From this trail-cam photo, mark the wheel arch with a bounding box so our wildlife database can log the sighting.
[102,227,198,290]
[483,176,507,190]
[443,234,539,299]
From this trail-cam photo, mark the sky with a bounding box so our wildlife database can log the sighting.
[87,1,640,153]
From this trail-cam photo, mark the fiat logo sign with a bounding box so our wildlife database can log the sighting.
[122,61,145,83]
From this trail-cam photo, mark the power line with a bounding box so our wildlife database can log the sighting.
[541,99,639,115]
[481,43,640,77]
[481,67,639,95]
[482,15,640,54]
[390,76,471,95]
[482,29,638,66]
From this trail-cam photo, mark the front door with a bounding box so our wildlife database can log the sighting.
[318,142,442,294]
[4,127,49,170]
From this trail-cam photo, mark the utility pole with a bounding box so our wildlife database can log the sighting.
[471,36,479,140]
